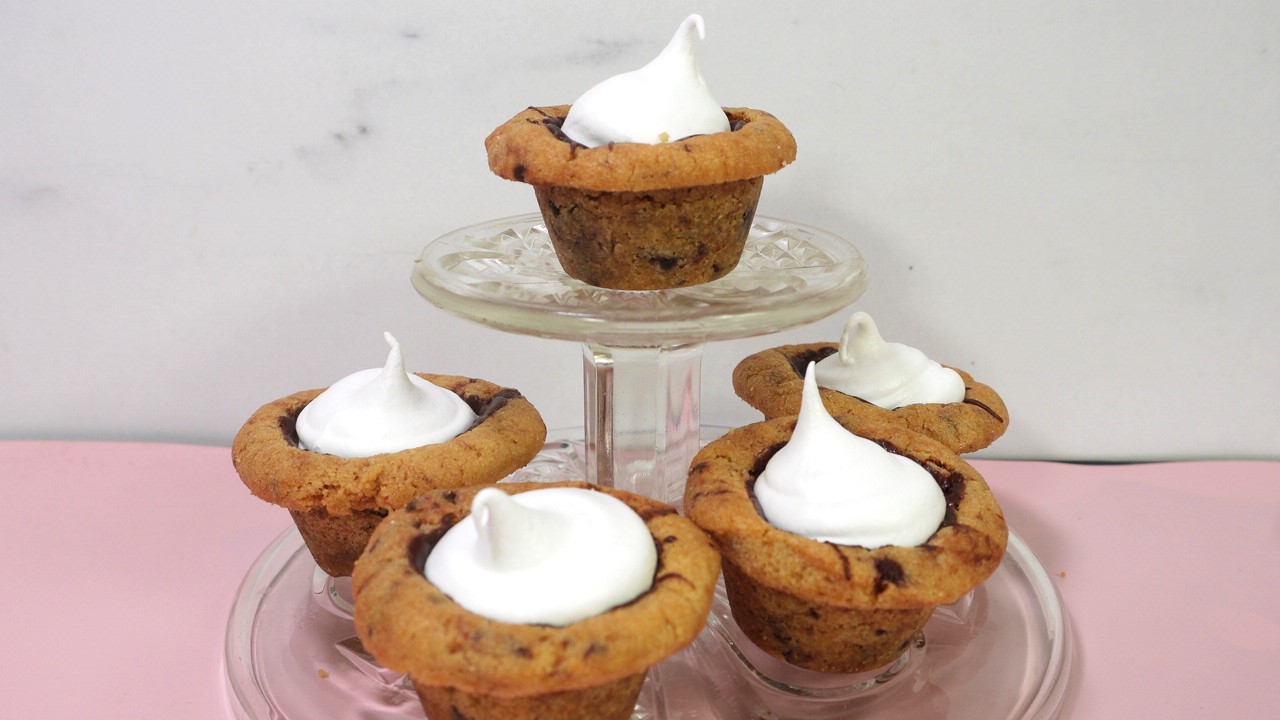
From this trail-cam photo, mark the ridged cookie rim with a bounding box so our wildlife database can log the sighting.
[485,105,796,192]
[684,415,1008,610]
[231,373,546,515]
[732,342,1010,454]
[352,482,721,696]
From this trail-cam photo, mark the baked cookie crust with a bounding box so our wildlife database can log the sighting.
[684,414,1006,671]
[684,415,1007,610]
[485,105,796,192]
[352,481,721,697]
[733,343,1009,454]
[231,373,547,516]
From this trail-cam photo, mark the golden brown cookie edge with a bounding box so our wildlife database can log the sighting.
[732,343,1010,453]
[485,106,796,191]
[230,374,547,515]
[683,415,1008,610]
[352,481,721,697]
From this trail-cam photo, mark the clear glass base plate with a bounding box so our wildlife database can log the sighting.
[411,214,870,346]
[225,431,1071,719]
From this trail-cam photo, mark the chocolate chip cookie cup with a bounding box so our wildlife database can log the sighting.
[230,374,546,577]
[352,481,721,720]
[683,416,1007,673]
[733,342,1010,454]
[485,105,796,290]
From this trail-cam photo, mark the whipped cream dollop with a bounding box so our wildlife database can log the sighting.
[425,487,658,626]
[814,312,966,410]
[561,14,731,147]
[754,364,946,548]
[295,333,477,458]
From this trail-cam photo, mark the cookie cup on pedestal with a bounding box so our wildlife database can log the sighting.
[485,105,796,290]
[684,415,1007,673]
[733,342,1010,454]
[231,374,546,577]
[352,481,721,720]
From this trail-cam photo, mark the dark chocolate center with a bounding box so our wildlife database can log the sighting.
[786,346,839,380]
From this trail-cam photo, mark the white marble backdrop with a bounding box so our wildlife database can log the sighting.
[3,1,1277,461]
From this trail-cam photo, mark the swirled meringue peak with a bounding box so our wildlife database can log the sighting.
[561,14,731,147]
[424,487,659,626]
[294,333,477,458]
[754,364,946,548]
[814,312,966,410]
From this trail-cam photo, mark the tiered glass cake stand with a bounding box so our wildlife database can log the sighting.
[225,215,1072,719]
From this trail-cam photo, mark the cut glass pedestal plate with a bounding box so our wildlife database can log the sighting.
[224,215,1071,719]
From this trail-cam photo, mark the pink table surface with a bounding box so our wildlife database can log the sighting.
[1,440,1277,719]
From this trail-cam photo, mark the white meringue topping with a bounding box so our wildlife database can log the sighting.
[561,14,730,147]
[424,487,658,626]
[814,312,966,410]
[754,364,946,548]
[295,333,477,458]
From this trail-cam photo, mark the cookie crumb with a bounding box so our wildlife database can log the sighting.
[318,668,329,679]
[1058,571,1067,578]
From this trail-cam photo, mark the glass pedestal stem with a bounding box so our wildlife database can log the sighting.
[582,341,703,502]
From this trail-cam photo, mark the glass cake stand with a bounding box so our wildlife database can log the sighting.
[411,214,870,503]
[224,429,1072,720]
[224,215,1072,718]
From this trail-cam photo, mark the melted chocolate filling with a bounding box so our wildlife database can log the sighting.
[528,109,583,155]
[461,387,521,432]
[279,413,300,446]
[786,346,839,380]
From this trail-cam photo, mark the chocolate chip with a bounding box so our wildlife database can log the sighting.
[782,646,814,666]
[408,519,457,573]
[963,395,1005,422]
[827,543,853,581]
[538,114,584,154]
[874,558,906,594]
[279,412,300,446]
[649,255,680,271]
